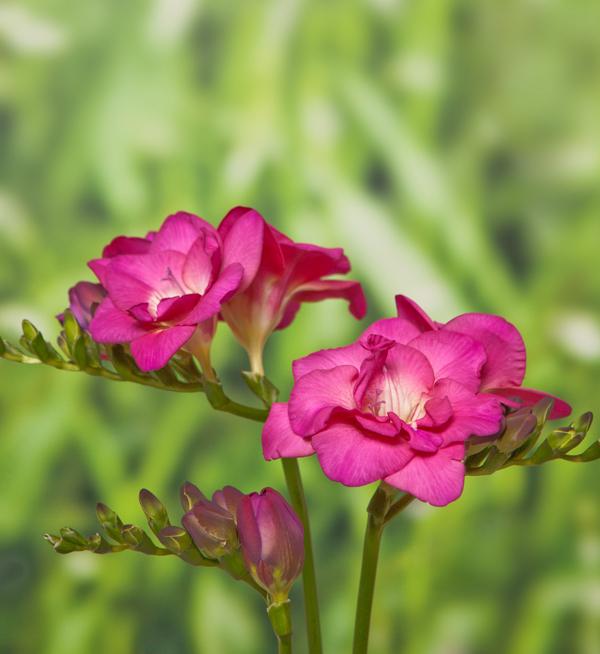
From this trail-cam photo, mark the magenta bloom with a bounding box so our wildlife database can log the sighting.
[263,317,506,506]
[89,212,248,371]
[58,281,106,330]
[237,488,304,601]
[394,295,571,420]
[218,207,367,374]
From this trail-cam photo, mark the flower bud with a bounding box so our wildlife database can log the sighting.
[237,488,304,602]
[212,485,244,518]
[180,481,207,512]
[181,489,239,558]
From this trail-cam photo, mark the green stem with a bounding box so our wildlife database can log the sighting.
[268,601,293,654]
[352,484,403,654]
[281,458,323,654]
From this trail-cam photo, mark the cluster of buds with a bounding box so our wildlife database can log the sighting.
[45,482,304,607]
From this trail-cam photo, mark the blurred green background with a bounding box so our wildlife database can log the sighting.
[1,1,600,652]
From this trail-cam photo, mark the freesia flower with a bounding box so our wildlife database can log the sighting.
[181,483,244,558]
[88,211,250,372]
[57,281,106,330]
[263,318,506,506]
[393,295,571,420]
[218,207,367,375]
[236,488,304,602]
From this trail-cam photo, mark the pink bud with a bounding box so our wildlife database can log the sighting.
[181,487,239,558]
[237,488,304,601]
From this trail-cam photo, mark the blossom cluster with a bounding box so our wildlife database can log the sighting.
[66,207,365,375]
[59,207,571,507]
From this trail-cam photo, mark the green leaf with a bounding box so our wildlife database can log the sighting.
[63,310,81,346]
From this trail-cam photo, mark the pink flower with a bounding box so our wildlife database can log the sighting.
[57,281,106,330]
[393,295,571,420]
[262,318,505,506]
[218,207,367,374]
[89,212,246,372]
[237,488,304,601]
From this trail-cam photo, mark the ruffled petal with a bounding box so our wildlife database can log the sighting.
[89,298,148,343]
[361,317,422,345]
[288,365,358,436]
[488,386,572,420]
[408,330,486,392]
[431,379,503,444]
[150,211,218,254]
[444,313,526,388]
[311,422,414,486]
[385,443,466,506]
[183,264,243,324]
[262,403,315,460]
[130,325,196,371]
[292,343,366,381]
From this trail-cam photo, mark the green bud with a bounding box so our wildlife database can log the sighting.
[153,365,180,387]
[498,413,538,454]
[180,481,207,511]
[59,527,89,548]
[532,397,555,426]
[22,319,38,342]
[548,427,584,454]
[0,338,6,356]
[120,524,162,555]
[158,526,217,566]
[139,489,170,535]
[110,345,139,379]
[96,502,126,543]
[63,310,81,346]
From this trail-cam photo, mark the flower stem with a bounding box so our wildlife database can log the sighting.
[352,484,402,654]
[281,458,323,654]
[268,601,293,654]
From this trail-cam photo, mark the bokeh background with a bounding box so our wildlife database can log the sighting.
[1,1,600,652]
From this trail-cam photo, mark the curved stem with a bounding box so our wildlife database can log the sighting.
[281,458,323,654]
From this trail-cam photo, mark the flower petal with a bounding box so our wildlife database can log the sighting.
[279,280,367,330]
[150,211,218,254]
[394,295,437,331]
[182,235,218,294]
[311,422,414,486]
[292,343,366,381]
[130,325,196,371]
[385,443,466,506]
[89,298,148,342]
[183,263,243,324]
[102,235,152,258]
[361,317,422,345]
[488,386,572,420]
[444,313,526,388]
[408,330,486,391]
[431,379,503,444]
[219,207,266,292]
[288,365,358,436]
[262,403,315,460]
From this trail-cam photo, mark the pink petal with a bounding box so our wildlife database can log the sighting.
[279,241,351,292]
[408,330,486,392]
[394,295,437,331]
[279,280,367,330]
[130,325,196,371]
[361,317,423,345]
[374,344,435,413]
[150,212,219,255]
[182,235,218,294]
[219,207,266,292]
[311,422,414,486]
[288,365,358,436]
[157,294,201,323]
[385,443,466,506]
[262,403,315,460]
[89,298,148,342]
[183,263,243,324]
[105,251,187,311]
[102,235,152,258]
[488,386,572,420]
[444,313,526,388]
[431,379,503,444]
[88,258,110,286]
[292,343,366,381]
